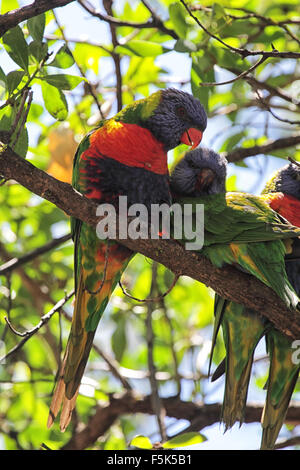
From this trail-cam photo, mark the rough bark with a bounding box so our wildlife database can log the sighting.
[1,143,300,339]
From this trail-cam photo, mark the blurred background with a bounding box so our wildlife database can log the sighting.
[0,0,299,450]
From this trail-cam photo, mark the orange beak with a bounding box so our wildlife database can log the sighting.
[180,128,203,149]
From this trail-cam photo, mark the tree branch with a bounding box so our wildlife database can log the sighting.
[0,290,74,363]
[0,233,72,276]
[225,134,300,163]
[1,143,300,339]
[77,0,178,40]
[180,0,300,60]
[61,391,300,450]
[0,0,75,38]
[102,0,123,112]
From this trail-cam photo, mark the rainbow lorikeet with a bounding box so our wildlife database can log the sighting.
[259,162,300,449]
[169,149,300,431]
[47,89,207,431]
[209,162,300,447]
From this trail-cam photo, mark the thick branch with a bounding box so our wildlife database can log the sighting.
[0,0,75,37]
[62,391,300,450]
[1,144,300,339]
[225,134,300,163]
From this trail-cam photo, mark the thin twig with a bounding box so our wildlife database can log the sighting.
[0,233,72,276]
[255,91,300,126]
[9,89,30,139]
[200,56,267,87]
[1,273,12,342]
[102,0,122,111]
[11,89,33,150]
[180,0,300,59]
[52,10,105,119]
[77,0,178,39]
[191,4,300,46]
[1,290,75,363]
[0,52,51,112]
[119,273,179,303]
[146,262,167,442]
[288,157,300,168]
[160,296,181,396]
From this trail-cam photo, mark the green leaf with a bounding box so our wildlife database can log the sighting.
[130,435,153,449]
[41,81,68,120]
[1,0,19,14]
[0,65,7,85]
[220,131,246,153]
[12,126,28,158]
[0,106,13,132]
[41,74,84,90]
[27,13,46,42]
[169,2,188,38]
[6,70,25,95]
[28,40,48,63]
[111,316,126,363]
[115,40,168,57]
[2,26,29,72]
[162,432,207,449]
[174,39,197,53]
[191,55,214,112]
[48,45,75,69]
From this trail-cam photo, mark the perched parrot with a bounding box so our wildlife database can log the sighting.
[47,88,207,431]
[259,162,300,450]
[169,149,300,432]
[209,162,300,447]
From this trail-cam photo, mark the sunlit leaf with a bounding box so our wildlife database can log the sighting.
[6,70,24,95]
[130,435,153,449]
[111,316,127,363]
[41,74,84,90]
[162,432,207,449]
[27,13,46,42]
[2,25,29,72]
[1,0,19,14]
[115,40,169,57]
[28,40,48,63]
[48,45,75,69]
[174,39,197,52]
[41,81,68,120]
[169,2,188,38]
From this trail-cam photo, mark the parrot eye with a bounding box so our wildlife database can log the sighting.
[176,106,187,118]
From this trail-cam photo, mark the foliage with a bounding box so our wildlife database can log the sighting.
[0,0,299,450]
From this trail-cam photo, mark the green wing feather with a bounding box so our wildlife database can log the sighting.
[173,190,300,433]
[173,192,300,307]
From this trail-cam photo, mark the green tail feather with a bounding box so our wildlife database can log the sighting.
[261,329,300,449]
[219,301,269,430]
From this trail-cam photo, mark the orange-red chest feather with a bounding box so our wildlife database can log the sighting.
[82,120,167,174]
[268,193,300,228]
[78,121,168,201]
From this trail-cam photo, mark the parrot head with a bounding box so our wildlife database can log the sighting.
[170,147,227,197]
[118,88,207,152]
[262,162,300,200]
